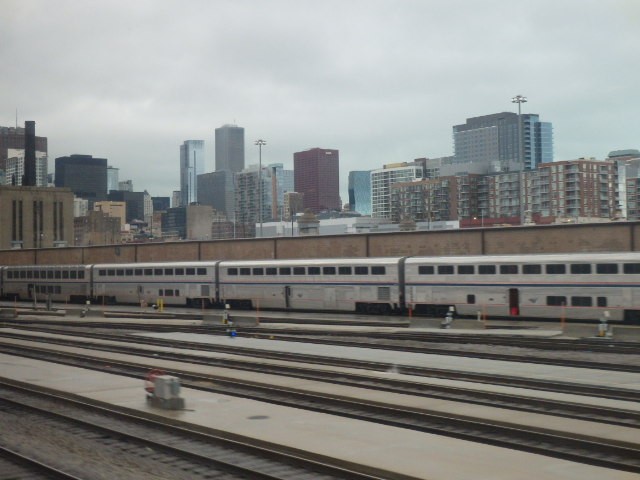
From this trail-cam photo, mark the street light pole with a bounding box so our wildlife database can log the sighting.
[255,139,266,237]
[512,94,527,225]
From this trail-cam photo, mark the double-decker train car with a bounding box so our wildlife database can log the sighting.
[218,257,405,313]
[405,252,640,322]
[0,264,91,303]
[91,261,219,307]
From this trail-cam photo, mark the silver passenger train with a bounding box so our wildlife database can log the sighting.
[1,252,640,323]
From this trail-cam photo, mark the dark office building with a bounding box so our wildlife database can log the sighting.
[152,196,170,212]
[197,170,234,219]
[215,124,244,173]
[107,190,146,223]
[293,148,341,213]
[161,207,187,239]
[55,154,108,206]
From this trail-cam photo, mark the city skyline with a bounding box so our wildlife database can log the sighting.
[2,0,638,203]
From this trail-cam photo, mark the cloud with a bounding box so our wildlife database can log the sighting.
[1,0,638,200]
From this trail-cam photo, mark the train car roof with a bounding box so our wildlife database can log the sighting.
[405,252,640,264]
[219,257,405,267]
[91,261,221,268]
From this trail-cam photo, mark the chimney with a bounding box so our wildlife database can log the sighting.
[23,120,37,186]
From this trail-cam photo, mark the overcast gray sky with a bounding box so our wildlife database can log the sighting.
[1,0,638,202]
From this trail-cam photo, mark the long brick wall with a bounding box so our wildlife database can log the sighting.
[1,222,638,266]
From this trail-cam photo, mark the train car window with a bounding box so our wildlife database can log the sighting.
[421,265,435,275]
[99,269,106,276]
[253,268,264,275]
[47,271,54,279]
[41,270,46,279]
[458,265,474,275]
[107,269,116,276]
[293,267,306,275]
[500,265,518,274]
[158,289,163,296]
[54,271,61,279]
[523,264,541,274]
[62,271,69,279]
[227,268,239,275]
[125,269,134,276]
[438,265,454,275]
[308,267,321,275]
[78,271,85,279]
[175,268,184,275]
[322,266,336,275]
[154,268,163,275]
[6,271,12,279]
[20,271,27,279]
[546,296,566,306]
[144,269,153,276]
[467,294,476,304]
[571,296,592,307]
[164,268,174,276]
[546,264,566,274]
[279,267,291,275]
[240,268,251,276]
[478,265,496,275]
[70,271,77,279]
[570,264,591,274]
[33,271,40,279]
[353,266,366,275]
[28,270,34,279]
[55,286,62,294]
[165,290,174,296]
[135,269,143,276]
[623,263,640,274]
[116,269,125,276]
[174,290,179,296]
[371,266,386,275]
[186,268,195,275]
[596,263,618,274]
[197,268,207,275]
[597,297,607,307]
[266,267,278,275]
[339,266,352,275]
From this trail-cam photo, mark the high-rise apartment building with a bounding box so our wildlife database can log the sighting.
[453,112,553,172]
[348,171,371,215]
[371,162,423,218]
[215,124,244,173]
[55,154,108,206]
[180,140,205,206]
[293,148,340,213]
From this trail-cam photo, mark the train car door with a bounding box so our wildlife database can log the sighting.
[508,288,520,316]
[284,285,291,309]
[324,287,337,310]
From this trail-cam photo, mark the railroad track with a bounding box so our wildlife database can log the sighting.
[0,381,394,480]
[0,445,83,479]
[1,341,640,473]
[1,329,638,403]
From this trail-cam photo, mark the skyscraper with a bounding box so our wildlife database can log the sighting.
[293,148,340,213]
[215,124,244,173]
[453,112,553,172]
[180,140,204,206]
[55,154,108,206]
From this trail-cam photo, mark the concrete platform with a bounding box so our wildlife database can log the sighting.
[0,350,638,480]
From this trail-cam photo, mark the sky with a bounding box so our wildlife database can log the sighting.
[1,0,638,203]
